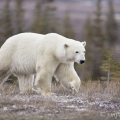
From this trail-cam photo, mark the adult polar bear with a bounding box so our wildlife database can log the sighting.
[0,33,86,95]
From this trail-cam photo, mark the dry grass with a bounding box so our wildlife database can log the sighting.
[0,80,120,120]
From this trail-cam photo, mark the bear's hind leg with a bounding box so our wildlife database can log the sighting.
[17,75,34,94]
[0,71,11,91]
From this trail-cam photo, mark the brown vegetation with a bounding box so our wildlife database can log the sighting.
[0,80,120,120]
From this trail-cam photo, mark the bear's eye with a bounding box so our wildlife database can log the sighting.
[75,51,79,53]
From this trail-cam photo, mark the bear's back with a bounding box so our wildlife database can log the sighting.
[0,33,44,74]
[0,33,44,52]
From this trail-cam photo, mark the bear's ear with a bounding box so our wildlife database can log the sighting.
[64,44,69,48]
[82,41,86,47]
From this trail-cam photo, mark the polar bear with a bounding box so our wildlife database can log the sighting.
[54,62,80,93]
[0,33,86,95]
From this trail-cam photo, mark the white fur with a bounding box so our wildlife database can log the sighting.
[54,62,81,93]
[0,33,86,95]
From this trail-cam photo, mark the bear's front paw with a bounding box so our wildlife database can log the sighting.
[32,88,41,94]
[32,87,53,96]
[41,91,52,97]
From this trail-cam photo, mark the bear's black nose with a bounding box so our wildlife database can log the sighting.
[80,60,85,64]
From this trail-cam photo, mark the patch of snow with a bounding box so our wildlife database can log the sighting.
[12,105,17,108]
[67,105,77,108]
[3,107,9,111]
[47,113,53,116]
[99,103,104,107]
[18,111,25,115]
[76,108,86,111]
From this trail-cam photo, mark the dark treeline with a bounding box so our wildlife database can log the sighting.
[0,0,120,82]
[82,0,120,81]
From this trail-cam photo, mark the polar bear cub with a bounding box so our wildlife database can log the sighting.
[54,62,81,93]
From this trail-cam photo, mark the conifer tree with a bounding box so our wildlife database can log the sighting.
[106,0,118,47]
[0,0,13,46]
[0,0,16,82]
[101,49,120,80]
[31,0,57,34]
[82,17,94,79]
[14,0,24,33]
[62,11,75,39]
[92,0,105,79]
[101,49,120,92]
[31,0,46,34]
[43,6,58,33]
[83,17,93,61]
[0,13,4,46]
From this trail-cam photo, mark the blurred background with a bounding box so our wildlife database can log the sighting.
[0,0,120,82]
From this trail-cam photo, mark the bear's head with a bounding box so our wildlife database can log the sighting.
[64,41,86,64]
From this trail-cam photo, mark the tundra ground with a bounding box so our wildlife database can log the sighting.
[0,80,120,120]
